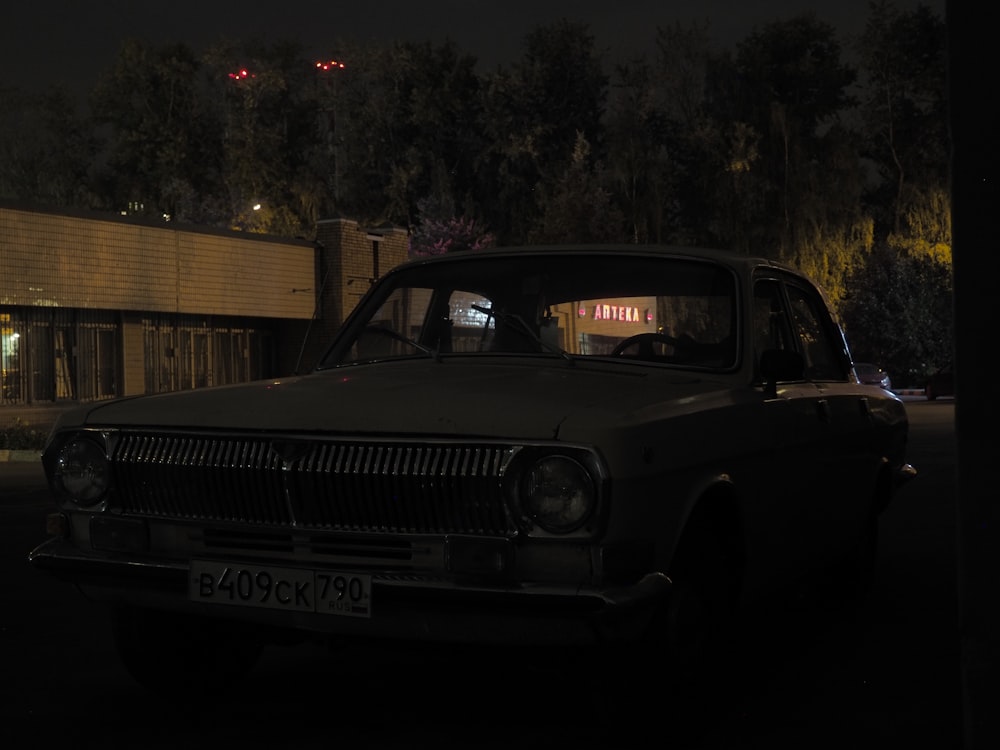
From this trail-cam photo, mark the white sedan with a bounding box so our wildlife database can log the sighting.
[30,244,915,717]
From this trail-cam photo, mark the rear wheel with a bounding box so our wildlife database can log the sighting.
[844,506,879,599]
[813,470,888,606]
[835,481,884,603]
[111,606,263,697]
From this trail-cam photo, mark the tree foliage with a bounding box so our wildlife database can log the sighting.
[409,213,496,256]
[840,243,953,385]
[478,19,609,244]
[202,38,330,236]
[0,85,98,208]
[528,132,625,244]
[90,39,224,224]
[721,13,858,260]
[332,39,485,230]
[858,1,949,238]
[0,4,951,380]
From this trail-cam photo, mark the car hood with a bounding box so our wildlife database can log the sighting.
[57,359,738,441]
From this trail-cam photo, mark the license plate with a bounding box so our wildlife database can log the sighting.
[190,561,371,618]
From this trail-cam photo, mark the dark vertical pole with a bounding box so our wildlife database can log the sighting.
[949,2,998,748]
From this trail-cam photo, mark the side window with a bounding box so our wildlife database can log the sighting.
[752,279,795,370]
[785,283,846,381]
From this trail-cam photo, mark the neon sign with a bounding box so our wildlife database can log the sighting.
[580,305,651,324]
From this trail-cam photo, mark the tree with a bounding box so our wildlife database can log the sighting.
[333,39,485,229]
[839,2,950,366]
[408,195,496,257]
[478,20,609,243]
[202,38,328,236]
[839,243,953,386]
[710,13,858,259]
[90,39,226,224]
[604,53,679,244]
[857,1,949,241]
[528,132,625,244]
[0,85,98,208]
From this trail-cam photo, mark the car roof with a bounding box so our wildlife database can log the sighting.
[392,244,796,274]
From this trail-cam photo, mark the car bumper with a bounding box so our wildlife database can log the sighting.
[895,462,917,489]
[29,538,671,647]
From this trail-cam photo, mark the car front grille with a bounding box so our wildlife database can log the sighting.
[109,433,520,535]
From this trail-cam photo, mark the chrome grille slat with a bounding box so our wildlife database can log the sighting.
[111,434,517,535]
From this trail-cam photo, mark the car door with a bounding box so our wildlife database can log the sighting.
[783,277,879,548]
[743,276,826,590]
[743,273,870,591]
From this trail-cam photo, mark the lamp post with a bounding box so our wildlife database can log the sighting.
[315,59,346,208]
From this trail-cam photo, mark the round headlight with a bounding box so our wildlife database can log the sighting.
[53,436,110,506]
[521,456,596,534]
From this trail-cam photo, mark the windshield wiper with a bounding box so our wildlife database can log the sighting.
[472,305,574,365]
[361,325,441,362]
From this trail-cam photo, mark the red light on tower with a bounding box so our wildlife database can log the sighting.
[228,69,255,81]
[315,60,346,71]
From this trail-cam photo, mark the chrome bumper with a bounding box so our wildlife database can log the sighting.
[29,538,671,646]
[895,462,918,488]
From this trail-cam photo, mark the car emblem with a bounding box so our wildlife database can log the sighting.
[269,440,311,468]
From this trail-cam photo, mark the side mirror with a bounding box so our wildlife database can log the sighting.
[759,349,805,398]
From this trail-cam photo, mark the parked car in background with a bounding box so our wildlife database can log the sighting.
[853,362,893,392]
[29,244,916,722]
[925,363,954,400]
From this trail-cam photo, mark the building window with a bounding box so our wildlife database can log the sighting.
[0,308,117,405]
[1,313,22,404]
[75,323,118,401]
[143,316,273,395]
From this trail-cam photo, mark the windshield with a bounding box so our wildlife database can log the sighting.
[319,253,739,371]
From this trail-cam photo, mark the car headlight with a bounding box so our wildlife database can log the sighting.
[52,435,110,506]
[520,455,596,534]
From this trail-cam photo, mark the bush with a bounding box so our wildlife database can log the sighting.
[0,418,47,450]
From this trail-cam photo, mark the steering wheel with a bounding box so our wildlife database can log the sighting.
[610,332,689,358]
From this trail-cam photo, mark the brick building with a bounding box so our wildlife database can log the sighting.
[0,202,409,432]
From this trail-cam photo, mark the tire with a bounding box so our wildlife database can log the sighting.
[817,482,882,605]
[847,471,890,600]
[838,506,879,602]
[660,526,738,701]
[592,524,739,742]
[111,605,263,697]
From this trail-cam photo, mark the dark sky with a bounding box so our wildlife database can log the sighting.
[3,0,944,97]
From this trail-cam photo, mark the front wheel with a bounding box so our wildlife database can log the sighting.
[659,527,739,697]
[592,526,739,741]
